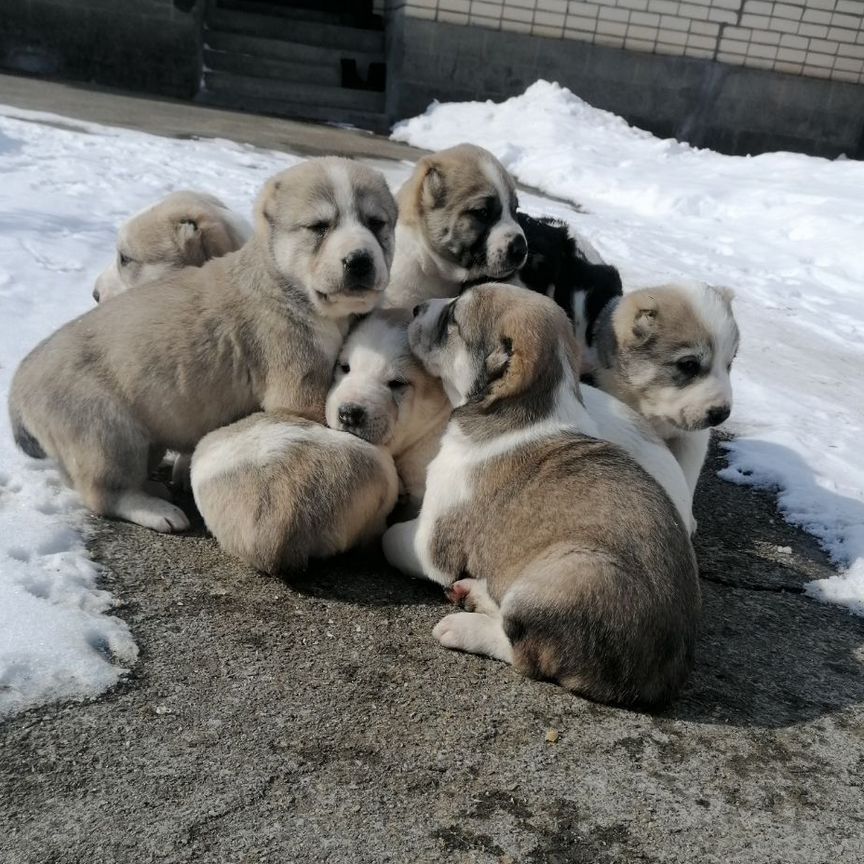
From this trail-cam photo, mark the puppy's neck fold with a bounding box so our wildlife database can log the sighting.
[234,236,310,308]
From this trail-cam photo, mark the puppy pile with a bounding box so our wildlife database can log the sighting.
[9,146,739,708]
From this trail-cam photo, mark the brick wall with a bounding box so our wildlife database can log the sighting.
[396,1,864,85]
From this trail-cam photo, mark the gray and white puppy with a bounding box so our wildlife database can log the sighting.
[593,281,739,502]
[383,284,700,708]
[9,158,397,533]
[386,144,527,309]
[93,190,252,302]
[191,412,398,575]
[326,309,451,506]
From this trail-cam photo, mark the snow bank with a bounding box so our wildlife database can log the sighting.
[394,81,864,614]
[0,110,303,715]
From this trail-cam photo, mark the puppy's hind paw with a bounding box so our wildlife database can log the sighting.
[446,578,474,606]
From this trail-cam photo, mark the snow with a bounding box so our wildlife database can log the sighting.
[0,109,307,717]
[1,80,862,718]
[393,81,864,616]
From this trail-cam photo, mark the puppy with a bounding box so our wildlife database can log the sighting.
[9,158,397,532]
[191,412,398,574]
[515,212,622,373]
[326,309,451,506]
[93,190,251,302]
[593,281,739,500]
[386,144,527,308]
[383,284,700,708]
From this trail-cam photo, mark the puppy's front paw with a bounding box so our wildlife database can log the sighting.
[432,611,514,664]
[432,612,473,650]
[113,492,191,534]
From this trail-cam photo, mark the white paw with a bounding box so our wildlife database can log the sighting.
[142,501,190,534]
[432,612,515,664]
[432,612,473,650]
[117,496,191,533]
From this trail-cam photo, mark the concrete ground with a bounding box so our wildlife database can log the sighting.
[1,77,863,864]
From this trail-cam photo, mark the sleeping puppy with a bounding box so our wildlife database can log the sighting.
[93,190,251,302]
[9,158,397,533]
[383,283,699,708]
[593,281,739,502]
[191,412,398,575]
[192,313,450,572]
[515,212,622,373]
[326,309,451,506]
[386,143,527,308]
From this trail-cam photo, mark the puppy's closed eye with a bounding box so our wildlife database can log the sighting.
[388,379,409,392]
[306,220,331,236]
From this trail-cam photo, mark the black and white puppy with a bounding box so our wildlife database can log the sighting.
[513,213,622,372]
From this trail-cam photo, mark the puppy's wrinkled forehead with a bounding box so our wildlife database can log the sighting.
[259,158,396,227]
[646,284,739,362]
[424,144,517,212]
[455,283,563,345]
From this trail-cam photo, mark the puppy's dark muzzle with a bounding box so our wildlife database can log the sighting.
[338,403,367,429]
[342,250,375,291]
[506,234,527,268]
[705,405,731,427]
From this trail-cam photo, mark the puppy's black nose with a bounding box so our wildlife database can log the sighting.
[506,234,527,266]
[92,287,101,303]
[338,403,366,428]
[343,250,373,278]
[706,405,731,426]
[412,302,427,318]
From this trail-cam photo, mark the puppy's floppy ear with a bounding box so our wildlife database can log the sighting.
[467,335,514,406]
[477,316,551,408]
[199,217,237,260]
[420,162,446,210]
[174,212,237,266]
[174,218,206,267]
[617,292,658,346]
[255,176,282,233]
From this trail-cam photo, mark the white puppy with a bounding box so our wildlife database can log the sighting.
[93,190,251,302]
[325,309,450,506]
[593,281,739,502]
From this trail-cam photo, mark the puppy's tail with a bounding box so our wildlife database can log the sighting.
[9,404,45,459]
